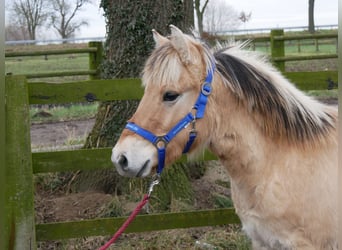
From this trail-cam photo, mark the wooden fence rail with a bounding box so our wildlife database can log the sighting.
[5,41,103,80]
[4,75,237,249]
[269,29,338,70]
[5,29,338,89]
[3,29,338,249]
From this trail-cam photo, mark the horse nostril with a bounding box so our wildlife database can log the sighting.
[118,154,128,171]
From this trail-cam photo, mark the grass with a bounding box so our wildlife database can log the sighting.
[5,54,89,74]
[30,102,99,123]
[5,43,90,82]
[6,54,90,83]
[307,89,338,98]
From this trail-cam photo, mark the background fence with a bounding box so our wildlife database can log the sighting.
[3,29,338,249]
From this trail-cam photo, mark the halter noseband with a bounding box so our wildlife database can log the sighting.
[125,64,215,176]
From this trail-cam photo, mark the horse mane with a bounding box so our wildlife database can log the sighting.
[214,44,337,146]
[142,32,336,147]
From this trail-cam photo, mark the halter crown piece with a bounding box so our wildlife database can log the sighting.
[125,62,215,176]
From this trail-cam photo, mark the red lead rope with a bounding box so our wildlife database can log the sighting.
[98,176,160,250]
[98,194,150,250]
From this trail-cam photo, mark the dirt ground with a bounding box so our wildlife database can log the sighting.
[32,117,234,249]
[31,118,95,148]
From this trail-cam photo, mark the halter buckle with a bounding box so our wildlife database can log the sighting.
[201,82,212,96]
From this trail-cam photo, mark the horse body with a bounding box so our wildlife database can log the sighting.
[205,63,337,249]
[112,25,338,249]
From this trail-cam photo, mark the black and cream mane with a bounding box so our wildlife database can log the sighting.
[212,45,336,145]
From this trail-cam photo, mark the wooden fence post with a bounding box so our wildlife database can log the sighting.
[89,41,103,80]
[0,6,6,248]
[270,29,285,71]
[5,76,36,249]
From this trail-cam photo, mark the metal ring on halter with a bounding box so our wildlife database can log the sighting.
[201,82,212,96]
[154,136,168,149]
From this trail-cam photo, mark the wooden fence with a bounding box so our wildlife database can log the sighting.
[5,41,103,80]
[4,75,240,249]
[3,29,338,249]
[5,29,338,89]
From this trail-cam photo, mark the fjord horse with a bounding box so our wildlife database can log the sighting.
[111,25,338,249]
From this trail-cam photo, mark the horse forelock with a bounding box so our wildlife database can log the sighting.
[214,45,337,146]
[142,35,214,89]
[142,43,182,88]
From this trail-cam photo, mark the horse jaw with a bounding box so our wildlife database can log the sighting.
[152,29,168,47]
[111,137,157,178]
[169,24,191,64]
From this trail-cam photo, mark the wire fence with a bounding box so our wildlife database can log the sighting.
[5,24,337,46]
[217,24,338,36]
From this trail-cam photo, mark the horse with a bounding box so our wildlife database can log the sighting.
[111,25,338,249]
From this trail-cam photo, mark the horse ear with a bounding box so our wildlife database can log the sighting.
[152,29,168,47]
[169,24,191,64]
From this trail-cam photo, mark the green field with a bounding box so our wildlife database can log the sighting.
[5,53,90,82]
[253,39,337,55]
[6,53,89,74]
[5,30,338,83]
[5,43,91,82]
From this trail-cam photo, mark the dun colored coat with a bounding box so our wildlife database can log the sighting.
[112,25,338,249]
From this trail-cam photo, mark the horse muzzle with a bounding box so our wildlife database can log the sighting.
[111,137,157,177]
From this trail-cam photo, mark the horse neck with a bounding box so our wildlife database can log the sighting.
[206,76,278,178]
[206,74,337,183]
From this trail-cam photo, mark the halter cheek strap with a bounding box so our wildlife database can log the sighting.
[125,64,215,175]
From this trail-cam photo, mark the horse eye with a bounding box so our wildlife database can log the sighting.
[163,91,180,102]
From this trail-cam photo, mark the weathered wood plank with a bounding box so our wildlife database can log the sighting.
[28,70,336,105]
[283,70,338,90]
[274,32,337,41]
[32,148,113,173]
[88,42,103,80]
[5,76,36,249]
[0,30,6,250]
[271,29,285,71]
[5,48,98,57]
[25,70,96,79]
[35,208,240,241]
[28,78,143,104]
[32,148,217,174]
[273,54,337,62]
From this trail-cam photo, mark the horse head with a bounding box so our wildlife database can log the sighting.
[111,25,215,177]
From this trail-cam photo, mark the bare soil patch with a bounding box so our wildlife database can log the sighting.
[31,118,95,148]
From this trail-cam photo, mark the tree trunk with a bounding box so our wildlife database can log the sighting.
[308,0,315,33]
[194,0,209,37]
[70,0,201,210]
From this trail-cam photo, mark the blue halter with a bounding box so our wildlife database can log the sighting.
[125,64,215,175]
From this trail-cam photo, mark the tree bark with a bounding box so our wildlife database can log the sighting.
[70,1,202,209]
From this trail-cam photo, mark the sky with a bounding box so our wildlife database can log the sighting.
[5,0,339,40]
[77,0,338,38]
